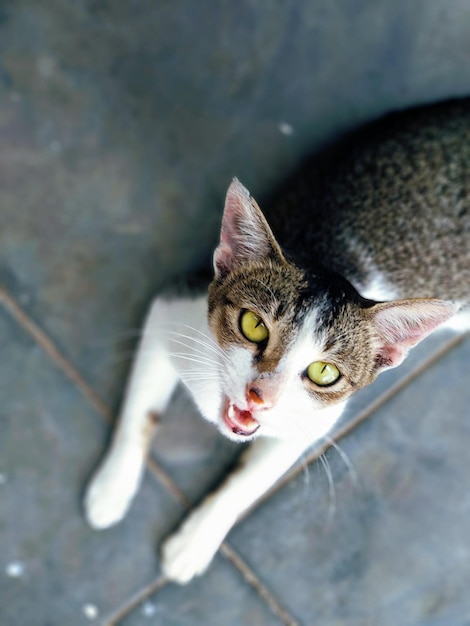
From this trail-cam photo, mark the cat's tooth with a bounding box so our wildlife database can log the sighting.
[227,404,235,419]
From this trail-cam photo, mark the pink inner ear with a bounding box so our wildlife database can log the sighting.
[213,182,248,276]
[213,240,234,276]
[373,299,456,370]
[213,178,283,277]
[376,315,443,347]
[375,344,406,369]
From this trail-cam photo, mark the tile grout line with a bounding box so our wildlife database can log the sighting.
[102,576,167,625]
[0,286,113,421]
[219,543,300,626]
[101,558,299,626]
[0,286,298,626]
[102,556,299,626]
[0,285,183,503]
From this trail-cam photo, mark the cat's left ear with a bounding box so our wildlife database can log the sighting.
[213,178,285,277]
[368,299,457,371]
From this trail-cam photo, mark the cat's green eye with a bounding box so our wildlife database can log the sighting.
[307,361,340,386]
[240,310,269,343]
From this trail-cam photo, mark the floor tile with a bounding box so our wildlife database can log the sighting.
[1,3,469,625]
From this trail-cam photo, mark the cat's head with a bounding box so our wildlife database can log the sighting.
[205,179,455,443]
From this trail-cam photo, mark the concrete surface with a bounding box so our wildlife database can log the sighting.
[0,2,469,625]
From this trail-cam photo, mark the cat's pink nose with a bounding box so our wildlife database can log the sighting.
[247,386,269,409]
[248,387,263,404]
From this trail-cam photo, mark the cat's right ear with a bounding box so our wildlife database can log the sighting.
[369,298,458,371]
[213,179,285,277]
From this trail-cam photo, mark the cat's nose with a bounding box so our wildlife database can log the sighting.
[247,387,264,404]
[246,386,271,410]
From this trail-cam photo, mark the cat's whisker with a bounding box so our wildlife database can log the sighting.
[290,422,355,510]
[130,322,231,366]
[297,446,316,495]
[165,323,224,352]
[179,369,222,378]
[102,344,218,369]
[167,338,223,365]
[101,325,228,372]
[168,350,221,366]
[296,454,313,510]
[183,367,221,374]
[113,322,219,346]
[289,416,337,509]
[180,369,222,383]
[181,383,220,392]
[177,358,218,372]
[178,324,222,347]
[182,383,219,390]
[169,353,222,368]
[164,329,230,364]
[180,380,219,391]
[173,340,227,365]
[318,453,337,522]
[323,435,360,490]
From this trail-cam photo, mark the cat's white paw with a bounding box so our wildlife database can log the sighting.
[84,455,143,529]
[161,506,233,584]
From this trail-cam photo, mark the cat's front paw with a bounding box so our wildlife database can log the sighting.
[84,455,143,529]
[161,506,233,584]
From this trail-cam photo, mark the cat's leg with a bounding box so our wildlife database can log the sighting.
[161,436,312,584]
[84,298,179,529]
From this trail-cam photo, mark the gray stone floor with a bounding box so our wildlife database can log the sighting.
[0,2,469,625]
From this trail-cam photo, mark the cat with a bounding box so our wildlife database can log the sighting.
[84,99,469,584]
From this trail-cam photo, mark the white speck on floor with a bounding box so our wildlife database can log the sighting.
[278,122,294,136]
[142,601,157,617]
[6,561,25,578]
[83,603,99,620]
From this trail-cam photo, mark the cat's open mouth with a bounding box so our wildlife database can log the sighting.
[222,399,260,437]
